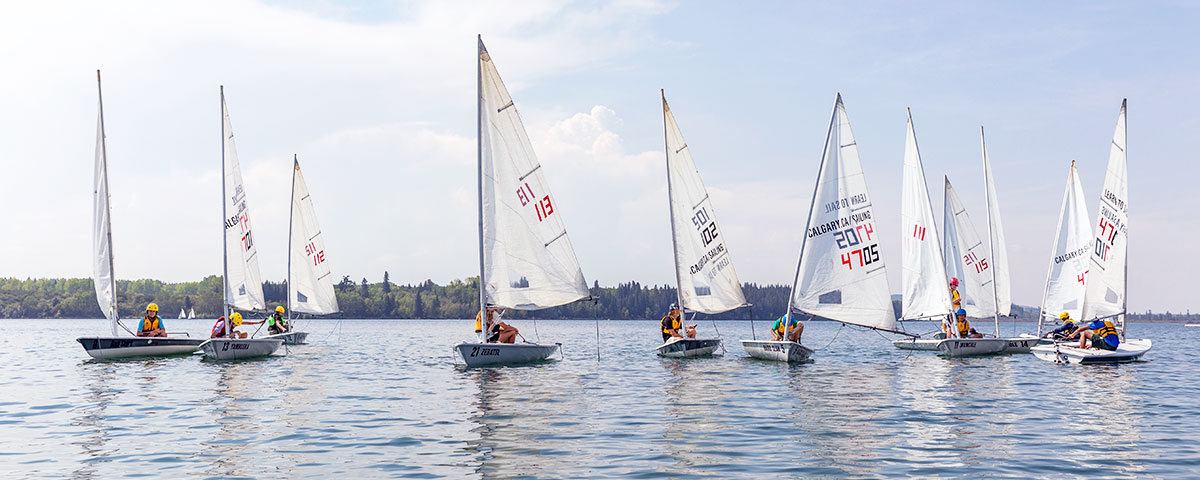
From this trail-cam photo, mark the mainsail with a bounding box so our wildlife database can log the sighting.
[943,177,997,318]
[92,71,118,335]
[220,88,266,312]
[899,110,953,321]
[478,37,589,310]
[1082,100,1129,328]
[789,94,896,332]
[1038,161,1093,334]
[662,92,748,314]
[981,129,1012,316]
[289,157,340,315]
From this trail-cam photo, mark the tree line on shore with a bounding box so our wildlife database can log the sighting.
[0,274,1192,323]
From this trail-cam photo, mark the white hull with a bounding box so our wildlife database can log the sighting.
[77,336,205,359]
[264,331,308,345]
[655,338,722,358]
[454,342,560,367]
[1031,338,1152,364]
[200,338,283,360]
[740,340,814,363]
[998,336,1040,353]
[892,338,942,351]
[936,338,1009,357]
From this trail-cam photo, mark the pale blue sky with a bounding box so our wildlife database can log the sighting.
[0,1,1196,313]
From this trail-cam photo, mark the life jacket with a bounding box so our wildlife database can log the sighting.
[211,317,228,337]
[661,313,681,334]
[773,316,797,336]
[268,314,285,328]
[957,316,971,338]
[950,288,962,309]
[141,315,160,332]
[1093,320,1119,346]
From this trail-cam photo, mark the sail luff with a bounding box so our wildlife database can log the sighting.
[288,158,339,315]
[786,95,839,319]
[287,154,296,322]
[476,34,487,324]
[221,87,230,336]
[981,127,1001,335]
[93,70,118,335]
[900,109,953,321]
[1082,100,1130,334]
[1038,161,1093,336]
[943,177,997,318]
[220,88,266,318]
[662,91,684,309]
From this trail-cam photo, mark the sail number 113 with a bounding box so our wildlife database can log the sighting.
[516,182,554,222]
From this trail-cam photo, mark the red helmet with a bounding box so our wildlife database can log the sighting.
[949,277,959,286]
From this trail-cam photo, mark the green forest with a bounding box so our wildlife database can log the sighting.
[1,274,1193,323]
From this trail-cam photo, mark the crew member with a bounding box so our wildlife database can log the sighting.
[1043,311,1079,340]
[137,303,167,337]
[210,312,264,339]
[267,306,290,335]
[949,277,962,310]
[478,307,518,344]
[1073,317,1120,351]
[771,313,804,343]
[661,304,683,342]
[953,308,975,339]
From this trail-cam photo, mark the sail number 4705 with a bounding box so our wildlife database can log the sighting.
[835,223,879,271]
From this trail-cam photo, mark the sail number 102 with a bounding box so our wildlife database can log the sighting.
[692,207,719,246]
[516,182,554,222]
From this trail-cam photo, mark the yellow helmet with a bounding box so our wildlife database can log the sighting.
[146,303,159,312]
[1059,311,1071,320]
[231,312,243,326]
[275,306,285,314]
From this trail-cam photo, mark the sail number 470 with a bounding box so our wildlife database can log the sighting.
[517,182,554,222]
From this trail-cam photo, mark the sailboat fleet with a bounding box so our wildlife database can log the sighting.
[76,38,1150,367]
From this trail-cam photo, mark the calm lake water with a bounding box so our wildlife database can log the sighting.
[1,319,1196,478]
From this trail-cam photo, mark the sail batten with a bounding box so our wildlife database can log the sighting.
[789,95,895,331]
[478,38,589,310]
[221,90,266,312]
[900,110,953,321]
[289,158,340,315]
[662,93,748,314]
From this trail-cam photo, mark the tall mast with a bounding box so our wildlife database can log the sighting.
[288,154,297,323]
[981,126,1000,336]
[96,70,118,335]
[476,35,487,339]
[786,94,841,326]
[662,90,684,309]
[221,86,231,337]
[1120,99,1128,339]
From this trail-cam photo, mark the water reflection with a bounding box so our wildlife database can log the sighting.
[70,361,119,480]
[659,357,733,472]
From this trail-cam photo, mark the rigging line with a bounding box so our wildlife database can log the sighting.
[749,305,756,340]
[116,319,137,336]
[815,322,845,351]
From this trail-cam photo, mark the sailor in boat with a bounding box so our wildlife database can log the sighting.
[942,278,962,338]
[1071,318,1120,351]
[660,304,696,342]
[476,307,518,344]
[953,308,983,338]
[770,313,804,343]
[267,306,290,335]
[1043,312,1080,340]
[209,312,263,339]
[136,303,167,337]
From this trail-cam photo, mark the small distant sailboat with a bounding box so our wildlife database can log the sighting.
[77,71,204,359]
[742,94,911,362]
[178,308,186,319]
[653,91,748,357]
[893,109,955,351]
[1033,100,1151,363]
[188,307,196,319]
[1035,161,1093,338]
[453,36,591,367]
[270,156,340,345]
[198,87,283,360]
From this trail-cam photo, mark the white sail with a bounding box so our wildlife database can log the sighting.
[662,93,748,314]
[92,72,117,334]
[288,158,340,315]
[943,177,997,318]
[188,307,196,319]
[221,89,266,312]
[789,94,896,331]
[899,110,953,320]
[178,308,186,319]
[1039,161,1093,327]
[981,130,1012,316]
[1083,100,1129,324]
[478,38,589,310]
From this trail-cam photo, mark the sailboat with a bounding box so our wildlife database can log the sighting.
[269,156,340,345]
[741,94,912,362]
[77,71,205,359]
[892,109,955,351]
[654,91,749,357]
[178,308,186,319]
[1034,161,1093,338]
[198,86,283,360]
[188,307,196,319]
[1032,100,1152,363]
[453,36,591,367]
